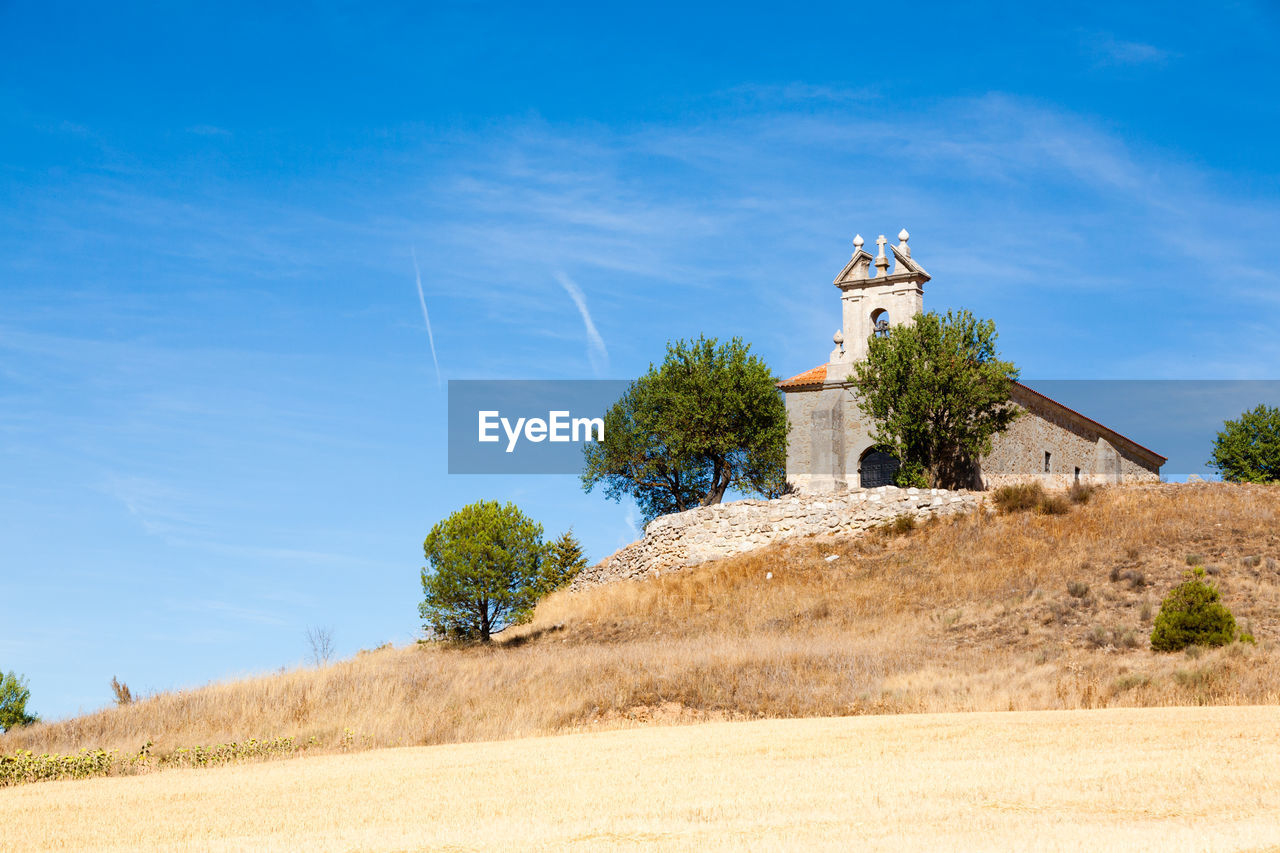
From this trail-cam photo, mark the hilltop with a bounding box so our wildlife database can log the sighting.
[3,483,1278,763]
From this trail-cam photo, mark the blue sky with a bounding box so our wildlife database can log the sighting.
[3,1,1279,720]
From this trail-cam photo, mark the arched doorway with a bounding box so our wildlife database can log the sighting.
[859,447,900,488]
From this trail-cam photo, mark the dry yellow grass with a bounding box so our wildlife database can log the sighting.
[4,483,1279,766]
[5,706,1280,851]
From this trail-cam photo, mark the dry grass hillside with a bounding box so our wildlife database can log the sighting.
[4,483,1278,765]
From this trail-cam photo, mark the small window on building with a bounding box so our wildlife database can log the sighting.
[1074,467,1081,482]
[1044,451,1051,473]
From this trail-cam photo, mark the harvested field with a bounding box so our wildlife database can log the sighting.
[4,706,1280,851]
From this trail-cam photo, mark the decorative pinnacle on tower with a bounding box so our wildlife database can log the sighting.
[852,234,864,257]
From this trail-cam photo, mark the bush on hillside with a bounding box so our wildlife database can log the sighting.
[992,482,1045,513]
[1150,571,1239,652]
[1068,482,1096,504]
[991,482,1077,515]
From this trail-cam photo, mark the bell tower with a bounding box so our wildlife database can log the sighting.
[826,229,931,372]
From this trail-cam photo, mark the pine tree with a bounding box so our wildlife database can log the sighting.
[541,528,588,593]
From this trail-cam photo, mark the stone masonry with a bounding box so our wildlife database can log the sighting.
[571,486,980,590]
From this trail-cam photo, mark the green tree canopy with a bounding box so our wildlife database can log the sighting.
[539,528,588,594]
[1209,404,1280,483]
[582,335,788,523]
[850,309,1020,489]
[0,670,37,733]
[419,501,546,643]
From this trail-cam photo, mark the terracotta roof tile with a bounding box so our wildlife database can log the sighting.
[777,364,826,389]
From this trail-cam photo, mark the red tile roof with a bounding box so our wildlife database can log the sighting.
[777,363,827,389]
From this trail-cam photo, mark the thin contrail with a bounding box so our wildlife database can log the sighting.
[411,248,442,389]
[554,271,609,375]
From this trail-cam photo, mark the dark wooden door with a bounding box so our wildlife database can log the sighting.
[859,450,900,488]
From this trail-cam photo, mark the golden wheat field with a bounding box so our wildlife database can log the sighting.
[5,705,1280,852]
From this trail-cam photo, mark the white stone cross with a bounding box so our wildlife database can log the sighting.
[874,234,890,272]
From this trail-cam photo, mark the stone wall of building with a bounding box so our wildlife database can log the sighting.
[784,380,1163,491]
[571,486,980,590]
[980,387,1162,488]
[783,383,877,493]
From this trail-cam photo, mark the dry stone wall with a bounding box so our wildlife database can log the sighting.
[572,486,980,590]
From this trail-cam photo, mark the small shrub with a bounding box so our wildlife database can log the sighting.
[991,482,1073,516]
[1139,600,1153,622]
[992,483,1045,514]
[1185,554,1204,566]
[1204,564,1221,576]
[878,514,917,536]
[1173,667,1212,688]
[1150,573,1239,652]
[1068,482,1096,504]
[1038,495,1071,515]
[1241,555,1262,568]
[1118,629,1142,649]
[1086,625,1109,647]
[1113,673,1151,692]
[1067,581,1090,599]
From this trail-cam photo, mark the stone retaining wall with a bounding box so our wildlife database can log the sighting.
[572,486,980,590]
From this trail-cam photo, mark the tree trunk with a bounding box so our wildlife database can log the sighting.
[700,457,730,506]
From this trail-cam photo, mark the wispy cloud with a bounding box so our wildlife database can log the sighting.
[167,598,290,627]
[1087,32,1175,67]
[411,248,443,388]
[621,505,640,546]
[554,271,609,376]
[101,475,213,540]
[420,92,1280,381]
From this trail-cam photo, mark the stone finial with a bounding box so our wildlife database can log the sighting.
[852,234,864,256]
[897,228,911,258]
[833,329,844,346]
[874,234,889,273]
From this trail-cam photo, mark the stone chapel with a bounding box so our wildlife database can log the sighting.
[777,230,1165,491]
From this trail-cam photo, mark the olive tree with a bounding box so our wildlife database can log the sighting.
[1210,404,1280,483]
[582,335,788,523]
[851,309,1020,489]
